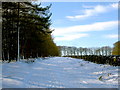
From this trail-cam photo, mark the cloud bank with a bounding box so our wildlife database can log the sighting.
[52,21,117,41]
[66,3,118,20]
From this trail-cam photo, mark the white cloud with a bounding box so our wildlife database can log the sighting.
[111,3,118,8]
[104,34,120,39]
[52,21,117,41]
[52,21,117,36]
[55,34,89,41]
[66,3,118,20]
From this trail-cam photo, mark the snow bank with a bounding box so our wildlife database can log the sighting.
[2,57,118,88]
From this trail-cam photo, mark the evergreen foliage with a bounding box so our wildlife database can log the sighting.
[68,55,120,66]
[2,2,59,61]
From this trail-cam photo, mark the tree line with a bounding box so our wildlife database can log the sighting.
[58,41,120,66]
[58,41,120,56]
[58,46,113,56]
[2,2,60,61]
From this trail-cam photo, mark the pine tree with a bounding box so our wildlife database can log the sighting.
[2,2,59,61]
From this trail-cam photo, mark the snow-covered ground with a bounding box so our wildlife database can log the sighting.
[2,57,118,88]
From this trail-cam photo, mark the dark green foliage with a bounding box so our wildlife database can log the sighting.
[98,76,103,81]
[2,2,59,61]
[65,55,120,66]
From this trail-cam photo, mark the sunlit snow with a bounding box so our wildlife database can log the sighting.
[2,57,118,88]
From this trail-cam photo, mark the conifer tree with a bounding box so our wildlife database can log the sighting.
[2,2,59,61]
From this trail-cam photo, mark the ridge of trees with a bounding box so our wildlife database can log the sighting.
[2,2,60,61]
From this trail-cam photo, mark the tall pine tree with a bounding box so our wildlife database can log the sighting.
[2,2,59,61]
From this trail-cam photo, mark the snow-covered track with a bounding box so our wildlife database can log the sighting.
[2,57,118,88]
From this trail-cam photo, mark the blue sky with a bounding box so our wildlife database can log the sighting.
[40,2,118,48]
